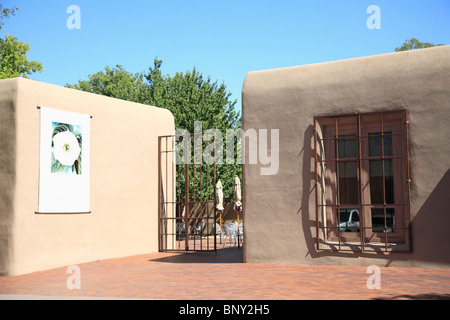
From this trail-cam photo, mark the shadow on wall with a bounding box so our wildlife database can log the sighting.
[298,125,317,258]
[299,125,450,266]
[411,168,450,265]
[0,94,16,275]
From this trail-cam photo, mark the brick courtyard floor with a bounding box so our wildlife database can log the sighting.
[0,247,449,300]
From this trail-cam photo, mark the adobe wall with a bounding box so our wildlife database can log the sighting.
[0,78,175,275]
[242,45,450,268]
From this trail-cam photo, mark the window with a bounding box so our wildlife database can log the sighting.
[314,110,411,252]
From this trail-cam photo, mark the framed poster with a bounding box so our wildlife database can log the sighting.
[38,107,91,213]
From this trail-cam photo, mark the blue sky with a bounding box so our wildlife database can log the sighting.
[2,0,449,115]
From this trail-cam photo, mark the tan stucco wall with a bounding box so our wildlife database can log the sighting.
[242,45,450,268]
[0,78,175,275]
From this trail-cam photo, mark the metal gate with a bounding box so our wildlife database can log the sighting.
[158,132,217,252]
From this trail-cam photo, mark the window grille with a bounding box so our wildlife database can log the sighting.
[313,110,412,252]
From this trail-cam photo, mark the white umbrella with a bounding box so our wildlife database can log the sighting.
[234,175,242,211]
[216,179,224,211]
[234,175,242,248]
[216,179,224,239]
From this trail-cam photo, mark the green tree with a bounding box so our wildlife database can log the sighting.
[0,35,43,79]
[0,4,18,30]
[0,6,43,79]
[141,59,239,133]
[66,65,147,102]
[140,60,242,201]
[395,38,443,52]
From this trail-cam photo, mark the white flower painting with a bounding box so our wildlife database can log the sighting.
[51,122,82,174]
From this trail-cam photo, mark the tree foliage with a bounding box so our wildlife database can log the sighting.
[395,38,443,52]
[66,65,146,102]
[0,5,43,79]
[0,35,43,79]
[0,4,18,30]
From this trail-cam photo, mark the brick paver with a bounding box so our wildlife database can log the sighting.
[0,248,449,300]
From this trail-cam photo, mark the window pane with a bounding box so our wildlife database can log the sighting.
[369,160,394,204]
[338,209,360,232]
[371,208,395,233]
[338,161,358,204]
[369,132,392,157]
[337,135,357,158]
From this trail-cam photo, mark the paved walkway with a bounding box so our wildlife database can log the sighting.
[1,248,449,300]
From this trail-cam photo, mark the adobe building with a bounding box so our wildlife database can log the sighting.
[241,45,450,268]
[0,78,175,275]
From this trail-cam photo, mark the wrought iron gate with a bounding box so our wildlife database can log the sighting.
[158,132,217,252]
